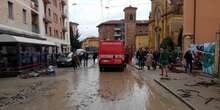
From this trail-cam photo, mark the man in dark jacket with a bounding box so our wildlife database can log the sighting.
[184,50,193,73]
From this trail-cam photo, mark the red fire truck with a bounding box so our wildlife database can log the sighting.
[99,40,126,71]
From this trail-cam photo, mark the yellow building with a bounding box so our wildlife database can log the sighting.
[135,35,148,50]
[148,0,183,51]
[81,37,99,50]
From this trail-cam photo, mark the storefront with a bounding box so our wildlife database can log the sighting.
[0,34,56,75]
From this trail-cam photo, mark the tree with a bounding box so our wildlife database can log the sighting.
[160,36,174,49]
[70,30,81,52]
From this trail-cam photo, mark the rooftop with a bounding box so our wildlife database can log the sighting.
[97,20,148,27]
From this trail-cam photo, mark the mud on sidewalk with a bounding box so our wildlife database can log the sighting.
[154,72,220,110]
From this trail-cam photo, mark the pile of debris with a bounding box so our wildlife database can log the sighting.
[184,80,220,88]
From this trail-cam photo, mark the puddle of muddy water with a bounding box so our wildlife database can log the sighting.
[65,67,151,110]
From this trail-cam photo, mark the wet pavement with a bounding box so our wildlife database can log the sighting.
[0,63,190,110]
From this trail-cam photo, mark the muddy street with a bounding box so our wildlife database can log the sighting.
[0,63,190,110]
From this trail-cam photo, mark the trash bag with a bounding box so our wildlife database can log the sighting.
[48,65,55,76]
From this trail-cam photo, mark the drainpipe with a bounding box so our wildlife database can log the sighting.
[193,0,197,44]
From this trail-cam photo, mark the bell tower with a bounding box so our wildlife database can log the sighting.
[124,6,137,52]
[124,5,137,22]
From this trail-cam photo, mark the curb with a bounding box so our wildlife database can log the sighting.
[154,79,198,110]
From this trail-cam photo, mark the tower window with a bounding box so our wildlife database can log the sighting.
[129,14,133,20]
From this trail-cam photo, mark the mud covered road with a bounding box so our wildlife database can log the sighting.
[0,63,190,110]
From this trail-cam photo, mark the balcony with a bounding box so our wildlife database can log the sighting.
[43,0,51,4]
[114,33,122,37]
[61,0,66,6]
[43,15,52,24]
[31,1,39,11]
[62,27,67,32]
[114,27,121,31]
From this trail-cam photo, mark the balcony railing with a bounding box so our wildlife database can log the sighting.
[114,33,122,37]
[31,1,39,11]
[114,27,121,31]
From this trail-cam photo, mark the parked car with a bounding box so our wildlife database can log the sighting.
[56,52,73,67]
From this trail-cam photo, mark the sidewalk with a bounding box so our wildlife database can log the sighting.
[131,61,220,110]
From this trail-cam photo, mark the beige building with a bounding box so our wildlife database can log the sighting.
[81,37,99,53]
[0,0,41,36]
[0,0,56,75]
[43,0,70,53]
[0,0,70,74]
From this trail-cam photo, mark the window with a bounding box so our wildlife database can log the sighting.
[22,9,27,24]
[49,27,52,36]
[8,2,13,19]
[45,25,48,34]
[129,14,133,21]
[54,30,56,37]
[53,13,58,23]
[60,32,62,39]
[48,8,51,16]
[54,0,57,7]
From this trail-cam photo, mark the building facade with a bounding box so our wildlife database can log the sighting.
[97,6,148,51]
[81,37,99,54]
[183,0,220,75]
[43,0,70,54]
[0,0,70,75]
[148,0,183,50]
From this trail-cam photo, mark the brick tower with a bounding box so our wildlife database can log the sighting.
[124,6,137,52]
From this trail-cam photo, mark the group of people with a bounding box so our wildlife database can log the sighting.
[72,52,98,70]
[136,48,169,77]
[136,47,193,77]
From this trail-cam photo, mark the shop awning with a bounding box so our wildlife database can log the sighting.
[0,34,56,46]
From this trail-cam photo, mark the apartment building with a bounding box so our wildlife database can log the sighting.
[43,0,70,53]
[81,37,99,54]
[0,0,70,75]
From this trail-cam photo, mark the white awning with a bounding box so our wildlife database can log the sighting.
[0,34,56,46]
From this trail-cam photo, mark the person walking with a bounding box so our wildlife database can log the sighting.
[160,48,170,77]
[139,49,145,70]
[184,49,193,73]
[92,53,97,64]
[72,54,77,70]
[152,51,158,70]
[83,52,89,67]
[145,51,154,70]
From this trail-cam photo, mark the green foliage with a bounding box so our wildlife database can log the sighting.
[70,30,81,52]
[160,36,174,49]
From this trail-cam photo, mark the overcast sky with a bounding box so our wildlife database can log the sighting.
[68,0,151,40]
